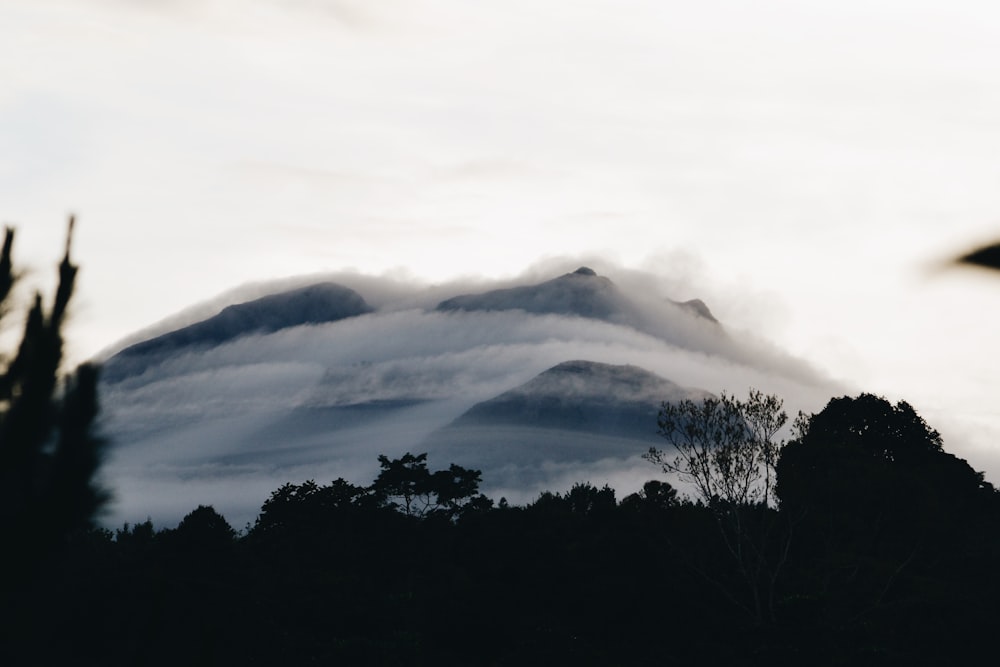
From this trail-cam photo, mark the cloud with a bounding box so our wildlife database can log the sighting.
[97,263,842,529]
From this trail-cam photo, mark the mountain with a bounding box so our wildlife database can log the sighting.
[436,266,720,348]
[95,266,833,529]
[437,267,628,320]
[674,298,717,323]
[426,360,712,475]
[102,282,372,382]
[450,359,707,434]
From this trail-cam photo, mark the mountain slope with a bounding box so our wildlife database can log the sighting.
[103,282,372,382]
[452,359,707,434]
[436,266,720,348]
[94,267,835,529]
[427,360,712,475]
[437,267,637,322]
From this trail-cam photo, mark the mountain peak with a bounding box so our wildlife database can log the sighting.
[435,268,620,320]
[437,359,713,455]
[505,359,690,403]
[675,298,718,323]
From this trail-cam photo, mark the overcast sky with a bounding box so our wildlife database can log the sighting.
[5,0,1000,477]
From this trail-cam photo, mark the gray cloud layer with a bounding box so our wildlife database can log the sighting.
[97,264,841,529]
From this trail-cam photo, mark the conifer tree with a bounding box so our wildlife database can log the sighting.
[0,218,107,569]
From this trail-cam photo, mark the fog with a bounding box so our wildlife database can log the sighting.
[97,263,843,529]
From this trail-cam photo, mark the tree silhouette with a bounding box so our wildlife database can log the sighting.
[372,452,433,516]
[171,505,236,550]
[0,221,111,667]
[252,477,367,543]
[372,452,485,519]
[645,389,790,625]
[777,393,989,521]
[646,388,786,507]
[620,479,680,513]
[0,220,107,572]
[776,393,998,650]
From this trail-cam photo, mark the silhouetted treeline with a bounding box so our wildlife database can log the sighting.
[4,393,1000,666]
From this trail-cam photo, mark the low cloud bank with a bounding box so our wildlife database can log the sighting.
[97,262,842,529]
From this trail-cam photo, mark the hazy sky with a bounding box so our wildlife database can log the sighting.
[5,1,1000,477]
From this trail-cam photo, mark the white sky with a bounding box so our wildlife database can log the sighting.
[5,0,1000,474]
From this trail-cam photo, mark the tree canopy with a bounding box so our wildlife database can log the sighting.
[3,248,997,667]
[646,388,786,507]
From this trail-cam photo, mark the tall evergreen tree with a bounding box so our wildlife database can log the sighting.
[0,219,107,572]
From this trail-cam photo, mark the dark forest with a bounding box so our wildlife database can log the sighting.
[4,227,1000,666]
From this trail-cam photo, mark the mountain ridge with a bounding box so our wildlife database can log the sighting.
[436,266,636,322]
[446,359,710,436]
[424,360,714,479]
[102,281,372,382]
